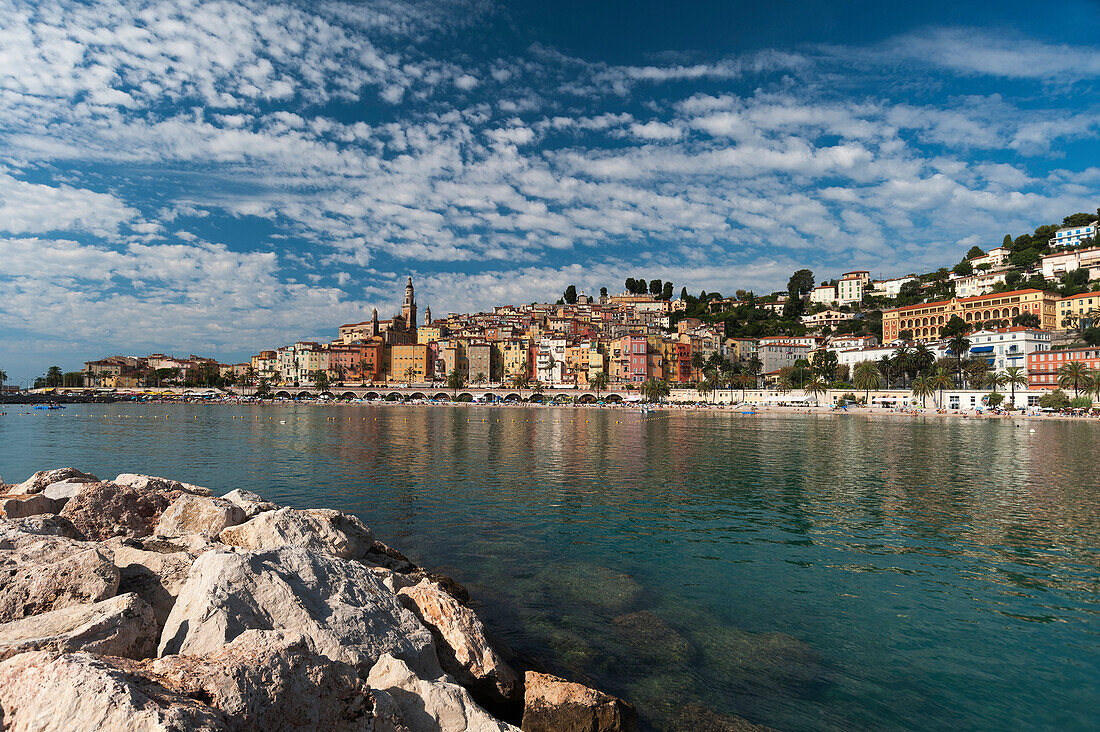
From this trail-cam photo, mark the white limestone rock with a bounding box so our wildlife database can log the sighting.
[217,507,374,559]
[138,630,407,731]
[221,488,279,518]
[0,493,61,519]
[0,593,158,662]
[159,547,439,677]
[0,544,119,623]
[155,493,246,540]
[398,579,520,703]
[367,653,519,732]
[1,514,85,540]
[99,537,196,629]
[0,651,227,731]
[9,468,98,496]
[114,473,213,497]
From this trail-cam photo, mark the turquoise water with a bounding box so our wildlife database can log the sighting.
[2,403,1098,730]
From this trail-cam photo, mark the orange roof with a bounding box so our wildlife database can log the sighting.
[887,288,1050,314]
[1059,292,1100,301]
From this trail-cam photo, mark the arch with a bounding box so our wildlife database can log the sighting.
[992,308,1000,319]
[295,391,313,400]
[479,392,497,402]
[320,391,335,399]
[578,393,597,404]
[526,393,544,403]
[605,394,624,403]
[409,392,427,400]
[364,391,380,400]
[432,393,451,401]
[274,390,292,399]
[965,312,973,321]
[1012,307,1020,317]
[938,316,944,324]
[503,393,522,401]
[340,392,358,400]
[456,392,473,402]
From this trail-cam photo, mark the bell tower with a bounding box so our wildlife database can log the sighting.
[402,277,417,331]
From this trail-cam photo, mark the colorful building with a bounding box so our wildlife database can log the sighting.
[882,289,1059,342]
[1027,347,1100,390]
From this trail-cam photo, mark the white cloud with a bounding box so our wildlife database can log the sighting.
[0,173,137,237]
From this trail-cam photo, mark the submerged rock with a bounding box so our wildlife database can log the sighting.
[0,545,119,623]
[398,578,520,704]
[9,468,98,496]
[521,671,637,732]
[611,611,692,667]
[0,651,228,731]
[0,593,158,662]
[131,629,404,732]
[368,653,518,732]
[159,547,438,677]
[155,493,246,540]
[218,507,374,559]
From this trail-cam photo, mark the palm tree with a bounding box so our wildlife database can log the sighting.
[734,372,754,402]
[445,369,465,397]
[853,361,881,403]
[985,371,1008,399]
[1057,361,1093,398]
[510,373,530,390]
[591,371,610,400]
[746,355,763,385]
[892,346,913,387]
[911,374,935,408]
[947,333,971,388]
[641,378,670,403]
[531,380,545,397]
[877,355,894,388]
[805,376,828,405]
[403,366,416,385]
[1003,366,1028,410]
[690,352,706,382]
[475,371,486,386]
[912,344,935,374]
[931,366,952,408]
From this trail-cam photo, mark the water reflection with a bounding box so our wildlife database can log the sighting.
[1,405,1098,730]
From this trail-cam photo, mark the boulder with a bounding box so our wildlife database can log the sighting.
[133,630,405,731]
[368,653,518,732]
[2,514,85,540]
[9,468,98,496]
[0,493,61,519]
[155,493,246,540]
[114,472,213,497]
[218,507,374,560]
[59,481,183,540]
[159,547,438,677]
[99,537,196,628]
[0,545,119,623]
[366,540,420,573]
[221,488,279,517]
[42,479,89,503]
[521,671,637,732]
[398,579,519,703]
[0,651,227,731]
[0,593,158,662]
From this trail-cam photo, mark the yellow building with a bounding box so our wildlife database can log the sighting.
[1057,292,1100,329]
[882,289,1058,342]
[418,325,443,344]
[388,344,430,383]
[499,338,531,381]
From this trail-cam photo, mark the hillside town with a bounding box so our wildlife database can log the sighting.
[43,211,1100,409]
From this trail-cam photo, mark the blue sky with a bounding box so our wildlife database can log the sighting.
[2,0,1100,383]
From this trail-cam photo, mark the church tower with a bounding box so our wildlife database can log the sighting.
[424,304,432,326]
[370,307,379,337]
[402,276,417,331]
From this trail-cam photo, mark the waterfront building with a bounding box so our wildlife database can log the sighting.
[882,289,1059,342]
[837,271,870,305]
[1057,292,1100,329]
[389,343,431,383]
[758,341,813,375]
[250,351,276,381]
[1040,247,1100,281]
[466,342,493,384]
[615,334,650,384]
[1027,347,1100,390]
[965,328,1050,374]
[1049,221,1098,249]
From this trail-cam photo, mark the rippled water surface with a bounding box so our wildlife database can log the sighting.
[3,404,1098,730]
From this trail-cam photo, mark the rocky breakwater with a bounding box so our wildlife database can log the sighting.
[0,468,637,732]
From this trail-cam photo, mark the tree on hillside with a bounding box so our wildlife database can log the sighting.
[966,246,985,259]
[625,278,636,293]
[1013,312,1041,328]
[649,279,663,297]
[563,285,578,304]
[787,269,815,298]
[811,349,838,381]
[661,281,674,300]
[1082,327,1100,346]
[1063,212,1097,227]
[1010,248,1041,269]
[600,286,608,299]
[940,315,968,339]
[952,260,973,276]
[1002,234,1012,247]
